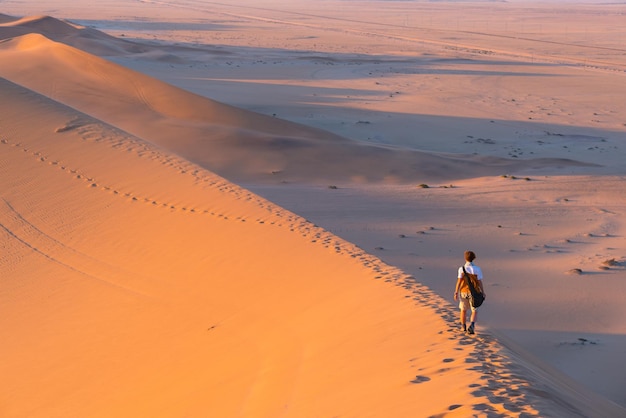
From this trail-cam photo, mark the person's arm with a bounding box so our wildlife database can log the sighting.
[454,277,463,301]
[478,279,486,298]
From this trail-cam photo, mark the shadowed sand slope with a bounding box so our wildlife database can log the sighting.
[1,75,623,418]
[0,18,593,184]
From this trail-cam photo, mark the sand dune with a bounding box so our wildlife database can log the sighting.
[3,76,619,417]
[0,14,151,55]
[1,3,625,416]
[0,18,592,184]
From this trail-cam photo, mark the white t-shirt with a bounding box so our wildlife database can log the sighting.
[458,262,483,280]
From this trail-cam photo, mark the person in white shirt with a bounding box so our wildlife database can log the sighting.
[453,250,485,334]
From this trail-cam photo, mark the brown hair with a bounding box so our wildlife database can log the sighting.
[464,250,476,262]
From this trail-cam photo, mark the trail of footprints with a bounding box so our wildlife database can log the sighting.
[413,334,571,415]
[0,131,396,270]
[399,273,555,416]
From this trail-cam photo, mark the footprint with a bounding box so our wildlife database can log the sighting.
[410,375,431,384]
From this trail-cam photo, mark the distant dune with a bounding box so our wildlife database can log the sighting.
[0,14,152,55]
[0,15,592,184]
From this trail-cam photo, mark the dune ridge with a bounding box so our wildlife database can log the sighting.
[0,14,150,55]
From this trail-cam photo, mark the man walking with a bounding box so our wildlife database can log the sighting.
[453,250,485,334]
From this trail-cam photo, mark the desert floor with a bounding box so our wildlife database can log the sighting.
[2,0,626,416]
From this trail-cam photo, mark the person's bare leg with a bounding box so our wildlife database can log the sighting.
[468,310,477,334]
[460,309,467,331]
[470,310,477,323]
